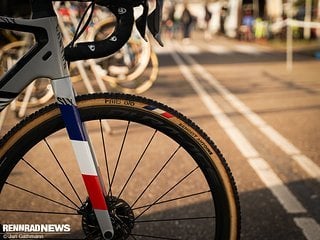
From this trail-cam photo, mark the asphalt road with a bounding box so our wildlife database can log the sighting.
[146,34,320,240]
[0,32,319,239]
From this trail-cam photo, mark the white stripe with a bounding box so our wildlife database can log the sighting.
[153,45,172,55]
[233,45,261,55]
[182,45,201,54]
[171,41,320,238]
[169,42,306,214]
[248,157,306,213]
[177,43,320,183]
[292,154,320,181]
[153,108,166,115]
[294,217,320,240]
[224,126,260,158]
[224,94,300,155]
[190,83,259,159]
[259,125,300,154]
[208,45,232,54]
[71,140,98,176]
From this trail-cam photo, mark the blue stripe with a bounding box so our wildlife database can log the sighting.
[59,104,87,141]
[143,105,157,110]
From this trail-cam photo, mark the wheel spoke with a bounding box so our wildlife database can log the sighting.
[131,233,180,240]
[83,227,101,239]
[5,181,78,211]
[134,166,199,220]
[133,190,211,211]
[99,119,112,197]
[21,157,80,209]
[135,216,215,223]
[131,146,181,208]
[44,138,83,205]
[109,121,130,195]
[117,129,157,200]
[0,209,78,215]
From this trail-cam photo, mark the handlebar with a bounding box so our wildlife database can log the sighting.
[64,0,163,62]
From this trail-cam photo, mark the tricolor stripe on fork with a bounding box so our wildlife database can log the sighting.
[59,104,108,211]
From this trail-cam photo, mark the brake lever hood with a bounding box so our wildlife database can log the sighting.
[147,0,163,46]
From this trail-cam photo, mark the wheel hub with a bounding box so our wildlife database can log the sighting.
[80,196,134,239]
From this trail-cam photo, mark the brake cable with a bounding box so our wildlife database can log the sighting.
[70,1,95,47]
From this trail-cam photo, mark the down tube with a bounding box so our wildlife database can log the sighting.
[51,76,114,238]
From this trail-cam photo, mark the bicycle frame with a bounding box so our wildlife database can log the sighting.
[0,1,114,239]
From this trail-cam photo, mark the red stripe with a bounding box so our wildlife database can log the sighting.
[161,112,173,118]
[82,174,108,210]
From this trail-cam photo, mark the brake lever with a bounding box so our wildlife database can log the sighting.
[65,0,135,61]
[147,0,163,46]
[135,0,148,41]
[95,0,163,46]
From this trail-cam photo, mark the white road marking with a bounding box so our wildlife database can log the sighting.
[178,45,320,183]
[153,44,172,54]
[181,44,201,54]
[169,41,320,240]
[248,157,305,213]
[208,45,232,54]
[157,41,263,56]
[233,44,261,55]
[294,218,320,240]
[170,42,305,213]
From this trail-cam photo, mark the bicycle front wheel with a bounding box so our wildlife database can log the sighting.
[0,93,240,239]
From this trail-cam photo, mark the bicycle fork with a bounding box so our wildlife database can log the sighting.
[52,77,114,239]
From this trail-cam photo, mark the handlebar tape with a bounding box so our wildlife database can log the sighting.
[64,5,134,62]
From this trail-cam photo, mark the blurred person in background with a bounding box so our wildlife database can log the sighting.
[164,4,177,39]
[204,2,212,40]
[180,3,194,43]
